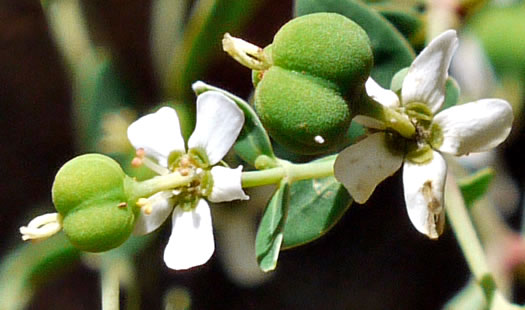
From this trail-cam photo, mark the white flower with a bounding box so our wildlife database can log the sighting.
[335,30,513,239]
[127,91,249,270]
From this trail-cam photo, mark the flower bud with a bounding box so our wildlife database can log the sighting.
[52,154,137,252]
[254,13,373,154]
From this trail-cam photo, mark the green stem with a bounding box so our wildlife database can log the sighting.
[128,172,195,201]
[40,0,97,74]
[353,94,416,139]
[101,260,120,310]
[445,174,504,306]
[242,158,334,188]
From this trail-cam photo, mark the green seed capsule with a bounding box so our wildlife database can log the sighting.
[52,154,137,252]
[254,13,373,154]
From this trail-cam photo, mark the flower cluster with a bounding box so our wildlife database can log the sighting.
[335,30,513,238]
[128,91,249,270]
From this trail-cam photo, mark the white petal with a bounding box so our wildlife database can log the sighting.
[401,30,458,113]
[127,107,185,167]
[403,151,447,239]
[334,132,404,204]
[133,191,175,236]
[188,91,244,165]
[163,200,215,270]
[208,166,249,203]
[365,77,400,108]
[434,99,513,156]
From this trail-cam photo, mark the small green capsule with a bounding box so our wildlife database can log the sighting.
[254,13,373,154]
[52,154,137,252]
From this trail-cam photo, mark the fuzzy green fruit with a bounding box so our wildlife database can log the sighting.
[52,154,137,252]
[254,13,373,154]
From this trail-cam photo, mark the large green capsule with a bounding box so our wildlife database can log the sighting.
[254,13,373,154]
[52,154,138,252]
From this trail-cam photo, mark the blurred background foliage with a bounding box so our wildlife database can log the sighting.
[1,0,525,309]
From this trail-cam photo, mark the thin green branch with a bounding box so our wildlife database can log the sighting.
[241,158,335,188]
[101,260,120,310]
[445,174,523,309]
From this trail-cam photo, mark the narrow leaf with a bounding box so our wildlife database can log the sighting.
[165,0,262,99]
[458,168,494,208]
[370,4,424,45]
[255,181,290,272]
[283,157,352,248]
[74,56,136,152]
[0,234,81,310]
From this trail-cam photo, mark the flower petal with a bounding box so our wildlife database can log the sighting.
[403,151,447,239]
[365,77,400,108]
[208,166,249,203]
[434,99,513,156]
[188,91,245,165]
[334,132,404,204]
[127,107,185,167]
[401,30,458,113]
[163,200,215,270]
[133,191,175,236]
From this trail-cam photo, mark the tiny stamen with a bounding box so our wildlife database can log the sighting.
[179,167,191,176]
[180,156,190,167]
[20,213,62,241]
[131,157,143,167]
[143,157,170,175]
[137,198,153,215]
[133,149,172,175]
[132,148,145,167]
[136,148,146,158]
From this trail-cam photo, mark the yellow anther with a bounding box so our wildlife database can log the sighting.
[137,198,153,215]
[136,148,145,158]
[180,156,190,167]
[131,148,146,168]
[131,157,143,168]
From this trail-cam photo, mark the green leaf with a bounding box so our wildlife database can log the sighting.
[74,55,135,152]
[458,168,494,208]
[0,234,81,310]
[165,0,262,100]
[255,181,290,272]
[283,159,352,249]
[443,77,461,110]
[192,81,276,166]
[370,4,424,45]
[150,0,189,82]
[295,0,415,87]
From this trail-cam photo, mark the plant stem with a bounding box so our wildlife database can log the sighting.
[444,174,517,309]
[242,158,334,188]
[129,172,195,201]
[446,174,491,279]
[101,259,120,310]
[40,0,97,74]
